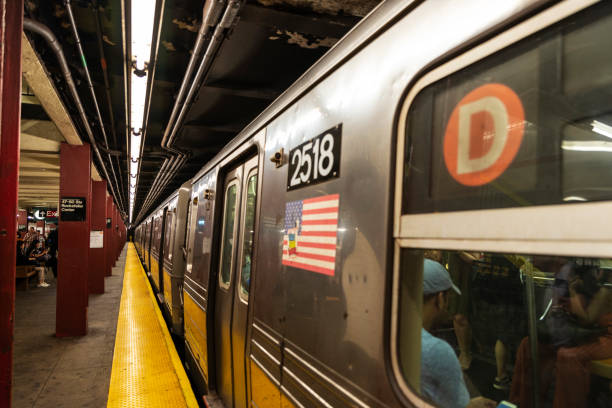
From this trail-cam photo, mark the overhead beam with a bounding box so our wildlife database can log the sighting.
[21,33,81,146]
[21,32,102,182]
[239,3,358,39]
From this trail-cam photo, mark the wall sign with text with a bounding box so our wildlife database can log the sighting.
[60,197,86,221]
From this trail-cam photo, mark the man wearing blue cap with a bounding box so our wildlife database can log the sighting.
[421,258,496,408]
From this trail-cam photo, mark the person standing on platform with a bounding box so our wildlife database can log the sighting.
[46,226,58,279]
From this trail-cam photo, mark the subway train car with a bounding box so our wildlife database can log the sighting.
[140,182,192,334]
[135,1,612,407]
[142,218,152,271]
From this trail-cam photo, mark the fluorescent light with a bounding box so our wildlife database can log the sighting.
[130,132,142,161]
[130,73,147,133]
[561,140,612,152]
[563,196,587,202]
[131,0,157,71]
[130,160,138,176]
[591,120,612,140]
[129,0,157,220]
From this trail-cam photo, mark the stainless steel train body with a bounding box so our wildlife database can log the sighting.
[134,0,612,406]
[136,181,192,335]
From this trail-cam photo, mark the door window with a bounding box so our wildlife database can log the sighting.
[219,181,238,289]
[185,196,198,274]
[239,171,258,300]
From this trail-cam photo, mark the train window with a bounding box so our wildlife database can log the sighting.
[219,181,238,289]
[164,209,174,261]
[185,196,198,274]
[239,172,258,301]
[397,249,612,408]
[402,2,612,214]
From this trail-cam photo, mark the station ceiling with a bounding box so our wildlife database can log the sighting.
[22,0,381,222]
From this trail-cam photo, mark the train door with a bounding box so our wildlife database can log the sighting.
[213,155,258,408]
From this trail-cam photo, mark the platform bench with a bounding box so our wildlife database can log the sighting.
[16,265,36,290]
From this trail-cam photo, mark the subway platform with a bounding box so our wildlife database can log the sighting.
[12,244,198,408]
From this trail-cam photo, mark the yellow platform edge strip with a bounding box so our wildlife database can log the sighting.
[107,244,199,408]
[136,247,200,408]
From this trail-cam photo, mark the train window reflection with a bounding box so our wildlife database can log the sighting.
[403,3,612,214]
[219,182,238,289]
[397,249,612,408]
[239,173,257,301]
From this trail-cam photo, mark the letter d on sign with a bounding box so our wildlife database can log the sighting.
[444,83,524,186]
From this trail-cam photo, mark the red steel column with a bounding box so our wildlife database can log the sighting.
[57,143,92,337]
[115,207,120,258]
[89,180,106,294]
[117,208,121,257]
[0,0,23,403]
[104,194,112,277]
[112,203,118,265]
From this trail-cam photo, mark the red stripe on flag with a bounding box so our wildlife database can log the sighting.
[297,252,335,262]
[298,241,336,250]
[302,207,338,215]
[303,194,339,204]
[301,219,337,225]
[284,241,336,250]
[282,260,335,276]
[300,231,337,237]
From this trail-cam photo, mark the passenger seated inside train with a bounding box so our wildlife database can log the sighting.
[420,259,496,408]
[509,259,612,408]
[399,250,612,408]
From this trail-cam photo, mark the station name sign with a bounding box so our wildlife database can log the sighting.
[60,197,86,222]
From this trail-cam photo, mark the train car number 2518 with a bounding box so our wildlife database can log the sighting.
[287,124,342,191]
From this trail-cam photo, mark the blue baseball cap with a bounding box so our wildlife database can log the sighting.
[423,259,461,295]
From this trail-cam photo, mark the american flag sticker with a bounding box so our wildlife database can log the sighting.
[282,193,339,276]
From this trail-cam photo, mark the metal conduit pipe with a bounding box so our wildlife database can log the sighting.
[136,0,218,219]
[138,153,185,221]
[23,19,123,213]
[137,0,232,220]
[92,3,126,201]
[139,154,185,219]
[138,154,173,212]
[160,0,225,152]
[166,0,241,149]
[138,152,183,219]
[138,157,172,216]
[153,2,242,188]
[137,1,242,220]
[64,0,125,212]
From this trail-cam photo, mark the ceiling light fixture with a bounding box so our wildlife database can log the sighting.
[591,120,612,140]
[562,140,612,152]
[128,0,157,223]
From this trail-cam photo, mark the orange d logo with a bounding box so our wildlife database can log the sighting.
[443,83,525,186]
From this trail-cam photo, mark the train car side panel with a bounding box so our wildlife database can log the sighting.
[184,171,219,391]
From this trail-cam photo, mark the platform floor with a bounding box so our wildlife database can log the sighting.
[107,244,198,407]
[13,247,127,408]
[12,243,198,408]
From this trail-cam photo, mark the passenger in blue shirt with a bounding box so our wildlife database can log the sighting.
[421,259,496,408]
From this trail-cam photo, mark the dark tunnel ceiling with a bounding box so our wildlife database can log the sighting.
[23,0,382,222]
